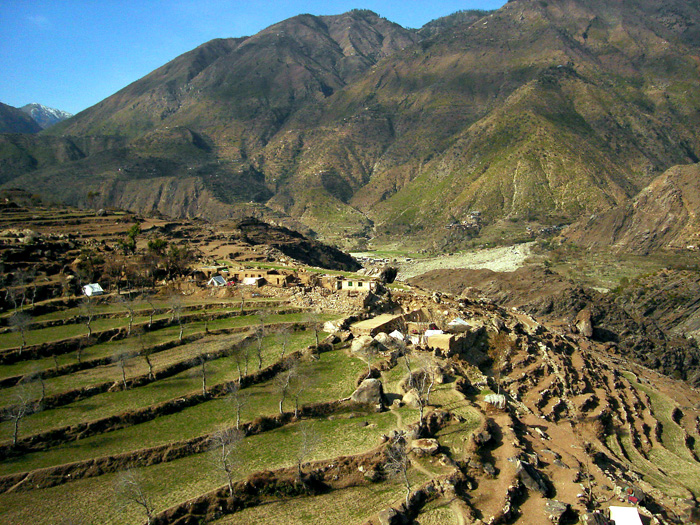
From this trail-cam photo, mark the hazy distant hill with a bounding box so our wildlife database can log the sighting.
[0,102,41,133]
[20,103,73,129]
[3,0,700,249]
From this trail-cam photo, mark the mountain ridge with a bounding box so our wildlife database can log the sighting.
[2,0,699,249]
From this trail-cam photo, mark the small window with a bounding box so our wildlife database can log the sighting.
[358,282,364,287]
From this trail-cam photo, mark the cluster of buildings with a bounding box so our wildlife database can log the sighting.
[349,308,486,359]
[199,265,379,292]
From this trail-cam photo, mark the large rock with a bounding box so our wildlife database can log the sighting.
[516,460,549,496]
[351,335,375,353]
[575,308,594,338]
[411,438,440,456]
[401,389,421,409]
[378,507,402,525]
[545,500,569,524]
[351,378,384,405]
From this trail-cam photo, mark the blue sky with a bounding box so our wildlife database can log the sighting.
[0,1,505,115]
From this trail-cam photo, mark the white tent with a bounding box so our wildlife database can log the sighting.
[82,283,104,296]
[207,275,227,287]
[609,507,643,525]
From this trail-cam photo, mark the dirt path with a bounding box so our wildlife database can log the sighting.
[395,243,534,280]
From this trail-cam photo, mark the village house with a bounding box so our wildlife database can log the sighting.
[229,268,297,288]
[341,278,378,292]
[350,313,405,337]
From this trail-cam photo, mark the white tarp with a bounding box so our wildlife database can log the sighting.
[447,317,471,332]
[609,507,643,525]
[424,330,444,338]
[83,283,104,296]
[389,330,405,341]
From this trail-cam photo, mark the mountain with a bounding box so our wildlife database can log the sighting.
[20,103,73,130]
[2,0,700,249]
[560,163,700,253]
[0,103,41,134]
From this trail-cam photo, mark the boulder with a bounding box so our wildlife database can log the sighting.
[351,335,375,353]
[545,500,569,523]
[378,507,402,525]
[575,308,594,338]
[473,430,492,446]
[411,438,439,456]
[401,389,421,409]
[516,460,549,496]
[351,378,384,405]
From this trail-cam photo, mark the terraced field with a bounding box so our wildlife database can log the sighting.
[2,273,700,524]
[0,290,452,524]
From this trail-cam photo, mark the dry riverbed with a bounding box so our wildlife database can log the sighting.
[353,243,534,281]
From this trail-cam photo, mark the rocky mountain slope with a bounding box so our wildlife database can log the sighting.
[0,103,41,134]
[19,104,72,130]
[2,0,700,247]
[561,163,700,253]
[409,265,700,386]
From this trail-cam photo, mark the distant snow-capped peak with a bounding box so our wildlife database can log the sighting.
[20,103,73,129]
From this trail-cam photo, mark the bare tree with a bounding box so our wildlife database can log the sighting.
[384,431,412,508]
[7,386,34,446]
[295,421,321,485]
[134,328,157,380]
[209,427,244,496]
[10,268,30,311]
[273,363,298,414]
[197,352,209,396]
[145,295,157,328]
[79,296,96,338]
[26,269,38,307]
[226,382,250,430]
[236,283,245,314]
[118,294,138,336]
[357,342,378,379]
[9,311,31,353]
[202,305,211,333]
[304,311,323,347]
[113,350,131,390]
[253,325,265,371]
[275,325,291,360]
[169,293,184,341]
[228,340,250,384]
[405,363,436,428]
[114,469,155,525]
[22,367,46,405]
[76,336,95,364]
[487,332,514,395]
[289,366,311,419]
